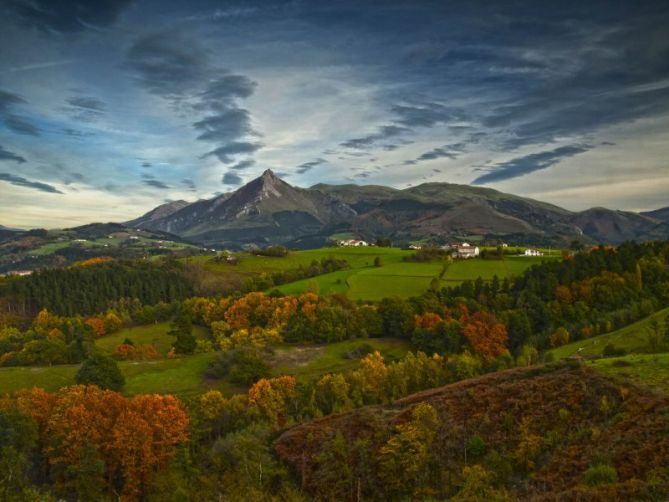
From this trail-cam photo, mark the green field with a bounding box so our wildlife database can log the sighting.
[96,322,209,356]
[548,307,669,359]
[0,335,411,397]
[254,248,550,300]
[590,353,669,394]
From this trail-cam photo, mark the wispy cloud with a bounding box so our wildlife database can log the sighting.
[472,144,592,184]
[0,173,62,193]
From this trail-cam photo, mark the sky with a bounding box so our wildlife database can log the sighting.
[1,0,668,228]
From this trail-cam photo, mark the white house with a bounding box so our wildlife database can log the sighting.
[409,244,422,250]
[524,248,543,257]
[339,239,369,247]
[453,243,480,258]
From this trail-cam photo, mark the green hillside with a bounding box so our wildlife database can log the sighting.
[548,307,669,359]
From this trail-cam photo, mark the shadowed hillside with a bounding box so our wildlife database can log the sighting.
[276,363,669,501]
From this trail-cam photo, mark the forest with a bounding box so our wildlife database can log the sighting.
[1,241,669,500]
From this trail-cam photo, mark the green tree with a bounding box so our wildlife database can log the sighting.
[76,354,125,391]
[0,409,38,500]
[169,314,196,355]
[374,256,383,267]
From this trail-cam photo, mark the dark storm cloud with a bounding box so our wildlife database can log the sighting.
[4,114,39,135]
[0,90,25,111]
[0,173,62,193]
[193,108,253,143]
[230,159,255,170]
[141,161,152,168]
[142,179,170,189]
[404,142,468,165]
[222,171,243,185]
[66,96,105,111]
[126,30,260,164]
[181,178,196,191]
[296,158,326,174]
[204,142,261,163]
[0,89,39,136]
[340,103,467,152]
[0,145,26,163]
[340,125,408,149]
[6,0,132,33]
[472,144,592,185]
[125,31,210,98]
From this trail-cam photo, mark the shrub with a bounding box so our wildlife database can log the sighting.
[76,354,125,391]
[206,348,272,385]
[583,461,618,486]
[583,455,618,485]
[602,343,626,357]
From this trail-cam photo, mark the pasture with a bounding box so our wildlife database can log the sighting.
[548,307,669,359]
[591,353,669,394]
[0,335,410,397]
[250,247,550,300]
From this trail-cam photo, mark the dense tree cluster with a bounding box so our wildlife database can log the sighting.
[0,386,189,501]
[441,242,669,353]
[0,260,191,317]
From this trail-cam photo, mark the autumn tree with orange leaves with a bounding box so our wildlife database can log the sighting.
[0,386,189,501]
[461,310,508,361]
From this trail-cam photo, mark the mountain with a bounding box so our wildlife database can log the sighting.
[125,200,190,228]
[128,169,669,248]
[131,170,355,247]
[642,206,669,224]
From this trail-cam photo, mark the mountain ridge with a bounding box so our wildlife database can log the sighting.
[126,170,669,248]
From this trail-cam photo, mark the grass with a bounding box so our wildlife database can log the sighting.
[271,337,411,380]
[264,249,550,300]
[548,307,669,359]
[0,333,411,398]
[590,353,669,394]
[96,322,209,356]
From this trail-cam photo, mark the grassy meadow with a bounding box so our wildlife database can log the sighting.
[0,332,410,398]
[187,246,552,300]
[548,307,669,359]
[590,353,669,394]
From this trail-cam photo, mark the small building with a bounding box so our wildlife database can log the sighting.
[453,243,480,259]
[524,248,543,257]
[5,270,33,277]
[409,244,422,250]
[339,239,369,247]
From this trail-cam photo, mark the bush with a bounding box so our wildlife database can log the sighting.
[583,461,618,486]
[602,343,626,357]
[250,245,289,257]
[343,343,374,360]
[206,348,272,385]
[76,354,125,391]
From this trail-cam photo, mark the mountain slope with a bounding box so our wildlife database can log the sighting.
[642,206,669,224]
[136,170,355,246]
[125,200,190,228]
[128,170,669,247]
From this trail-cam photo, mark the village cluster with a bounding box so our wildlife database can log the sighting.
[337,239,544,259]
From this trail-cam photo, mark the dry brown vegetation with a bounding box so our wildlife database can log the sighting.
[276,362,669,501]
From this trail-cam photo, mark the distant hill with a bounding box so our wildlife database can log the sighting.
[642,206,669,224]
[276,363,669,500]
[127,170,669,248]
